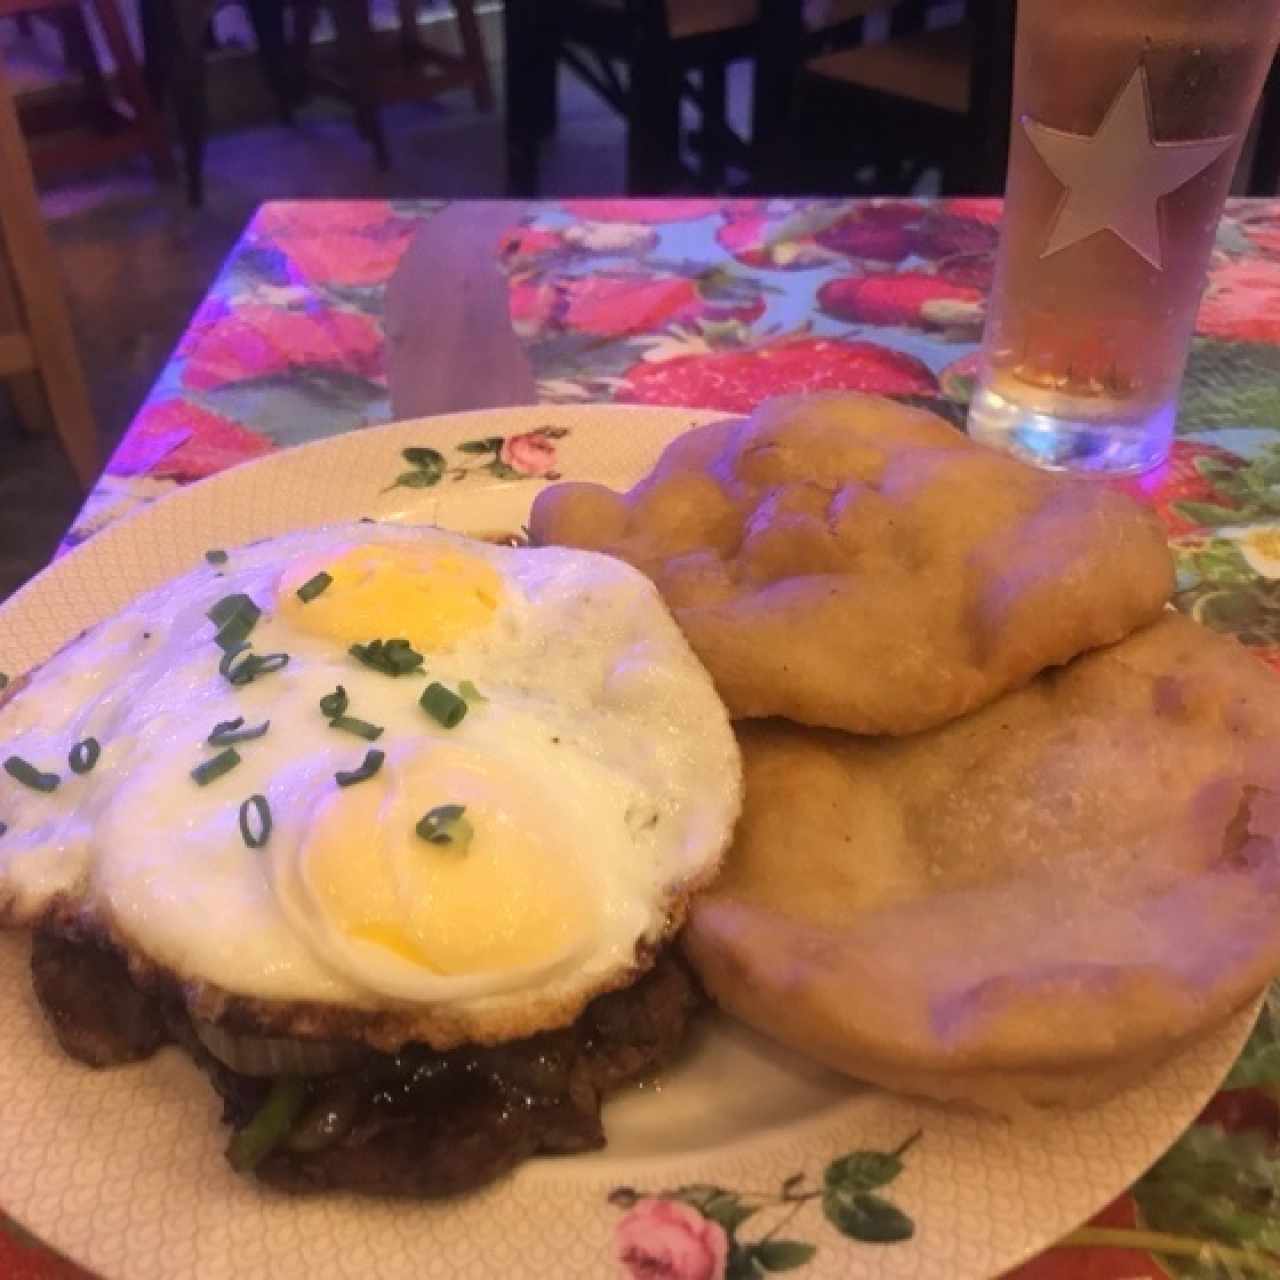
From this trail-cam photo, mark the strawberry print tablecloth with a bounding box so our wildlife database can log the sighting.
[11,196,1280,1279]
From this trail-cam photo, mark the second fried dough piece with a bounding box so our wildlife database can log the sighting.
[530,393,1174,734]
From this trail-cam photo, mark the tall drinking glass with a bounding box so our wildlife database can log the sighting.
[968,0,1280,474]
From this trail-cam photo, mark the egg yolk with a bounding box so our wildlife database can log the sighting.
[298,746,595,978]
[276,542,503,653]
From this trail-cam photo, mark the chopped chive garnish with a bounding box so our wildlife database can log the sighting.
[239,794,272,849]
[219,647,289,686]
[207,594,261,651]
[4,756,59,792]
[0,673,8,692]
[68,738,101,775]
[208,717,270,747]
[295,571,333,604]
[329,715,383,742]
[350,637,424,677]
[420,682,467,729]
[226,1076,305,1172]
[335,748,385,787]
[319,686,349,719]
[415,803,472,851]
[458,679,487,704]
[205,549,229,566]
[191,747,241,786]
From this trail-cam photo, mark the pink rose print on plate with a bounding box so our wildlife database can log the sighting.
[614,1198,729,1280]
[618,334,937,413]
[501,431,558,476]
[179,302,385,391]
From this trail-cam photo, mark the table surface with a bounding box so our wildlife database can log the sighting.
[8,195,1280,1279]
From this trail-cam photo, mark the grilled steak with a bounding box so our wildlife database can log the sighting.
[29,926,699,1197]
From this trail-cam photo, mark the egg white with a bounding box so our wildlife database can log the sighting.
[0,524,741,1028]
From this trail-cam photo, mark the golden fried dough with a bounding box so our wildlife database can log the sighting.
[683,614,1280,1112]
[530,393,1174,734]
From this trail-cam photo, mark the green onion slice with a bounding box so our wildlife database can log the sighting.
[207,594,261,651]
[295,571,333,604]
[4,756,59,793]
[208,717,270,747]
[349,637,424,677]
[0,673,9,692]
[239,794,272,849]
[68,738,101,775]
[329,715,383,742]
[335,748,385,787]
[457,679,487,704]
[420,682,468,729]
[319,686,349,719]
[220,647,289,686]
[226,1076,305,1171]
[415,803,472,851]
[191,747,241,786]
[205,549,229,566]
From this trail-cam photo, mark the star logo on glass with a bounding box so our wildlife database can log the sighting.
[1023,65,1236,270]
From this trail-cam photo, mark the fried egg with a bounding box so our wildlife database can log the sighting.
[0,524,741,1046]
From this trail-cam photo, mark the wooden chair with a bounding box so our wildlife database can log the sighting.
[0,62,97,489]
[0,0,173,185]
[504,0,760,196]
[753,0,1016,195]
[292,0,494,171]
[138,0,295,206]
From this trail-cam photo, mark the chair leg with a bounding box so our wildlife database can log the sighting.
[396,0,420,70]
[626,47,681,193]
[453,0,493,112]
[503,0,554,196]
[697,62,728,190]
[1250,54,1280,195]
[86,0,176,181]
[245,0,294,122]
[330,0,390,170]
[291,0,319,105]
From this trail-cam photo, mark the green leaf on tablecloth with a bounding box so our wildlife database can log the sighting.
[1224,986,1280,1089]
[751,1240,817,1271]
[1180,339,1280,431]
[1175,501,1252,528]
[701,1192,759,1233]
[1134,1124,1280,1265]
[822,1187,914,1243]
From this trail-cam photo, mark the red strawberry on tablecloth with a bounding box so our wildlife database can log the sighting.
[510,271,765,340]
[909,207,1001,261]
[938,197,1003,226]
[253,202,418,289]
[561,199,722,224]
[179,303,384,391]
[818,272,983,329]
[1110,439,1243,537]
[109,399,275,482]
[1197,257,1280,344]
[812,204,918,264]
[1001,1194,1172,1280]
[617,335,938,412]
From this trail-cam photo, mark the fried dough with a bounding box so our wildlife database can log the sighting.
[682,614,1280,1111]
[530,393,1174,734]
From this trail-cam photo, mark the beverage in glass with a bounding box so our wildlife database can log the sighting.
[968,0,1280,473]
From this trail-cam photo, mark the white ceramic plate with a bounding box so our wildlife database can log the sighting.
[0,406,1256,1280]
